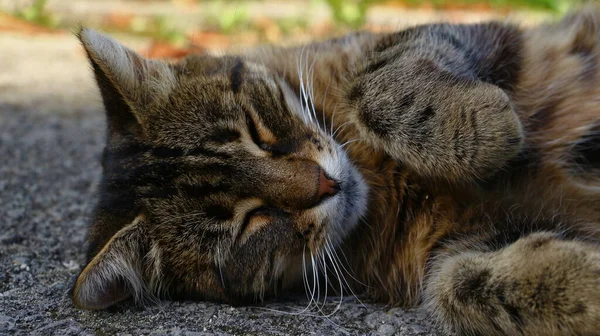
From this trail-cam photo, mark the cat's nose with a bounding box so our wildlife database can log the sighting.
[317,168,339,201]
[263,160,338,210]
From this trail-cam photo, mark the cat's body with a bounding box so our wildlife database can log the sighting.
[73,7,600,335]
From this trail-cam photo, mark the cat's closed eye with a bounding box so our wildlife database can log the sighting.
[210,129,241,144]
[238,206,272,243]
[245,111,270,151]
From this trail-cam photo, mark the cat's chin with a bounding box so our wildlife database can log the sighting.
[272,158,368,298]
[315,142,369,249]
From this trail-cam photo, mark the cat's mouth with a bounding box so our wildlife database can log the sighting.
[272,151,367,297]
[313,142,369,249]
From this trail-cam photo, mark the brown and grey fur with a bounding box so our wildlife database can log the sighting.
[73,6,600,336]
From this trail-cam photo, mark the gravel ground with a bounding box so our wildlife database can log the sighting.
[0,32,442,335]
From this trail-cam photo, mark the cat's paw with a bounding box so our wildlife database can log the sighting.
[346,58,523,182]
[425,232,600,336]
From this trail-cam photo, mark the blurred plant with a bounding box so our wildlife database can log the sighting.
[204,1,251,33]
[500,0,590,13]
[275,16,309,36]
[324,0,377,29]
[152,16,187,44]
[129,15,187,45]
[402,0,586,12]
[498,0,590,12]
[15,0,59,28]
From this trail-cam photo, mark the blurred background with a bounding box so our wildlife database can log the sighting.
[0,0,589,58]
[0,0,590,114]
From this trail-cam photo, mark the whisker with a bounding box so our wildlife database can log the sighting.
[326,239,370,310]
[307,49,319,126]
[318,250,329,312]
[324,240,344,316]
[329,103,339,137]
[327,229,370,288]
[301,244,313,311]
[332,121,351,138]
[311,252,321,312]
[339,138,360,149]
[216,247,225,289]
[321,76,333,135]
[297,46,312,125]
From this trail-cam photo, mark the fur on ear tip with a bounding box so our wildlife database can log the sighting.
[73,25,84,39]
[72,216,147,310]
[72,277,131,310]
[71,249,134,310]
[77,27,176,108]
[77,27,98,44]
[77,28,119,54]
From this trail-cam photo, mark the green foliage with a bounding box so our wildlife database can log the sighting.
[129,16,187,45]
[400,0,587,12]
[15,0,59,28]
[275,16,309,36]
[151,16,187,45]
[323,0,590,26]
[203,1,251,33]
[494,0,589,11]
[324,0,376,29]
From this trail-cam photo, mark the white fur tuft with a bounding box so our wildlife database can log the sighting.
[79,28,176,105]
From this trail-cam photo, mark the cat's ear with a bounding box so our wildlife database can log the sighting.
[73,215,147,310]
[77,28,176,136]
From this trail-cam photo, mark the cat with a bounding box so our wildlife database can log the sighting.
[72,6,600,335]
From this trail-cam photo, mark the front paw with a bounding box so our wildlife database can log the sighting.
[425,233,600,336]
[346,59,523,182]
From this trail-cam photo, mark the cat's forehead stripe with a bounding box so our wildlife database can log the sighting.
[109,142,232,160]
[230,58,244,94]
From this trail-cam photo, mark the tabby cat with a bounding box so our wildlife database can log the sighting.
[72,6,600,335]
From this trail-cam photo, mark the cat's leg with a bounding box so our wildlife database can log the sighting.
[347,58,523,183]
[345,23,525,183]
[424,232,600,336]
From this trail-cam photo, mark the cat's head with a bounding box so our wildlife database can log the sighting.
[72,29,368,309]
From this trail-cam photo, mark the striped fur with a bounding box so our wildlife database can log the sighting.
[74,7,600,335]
